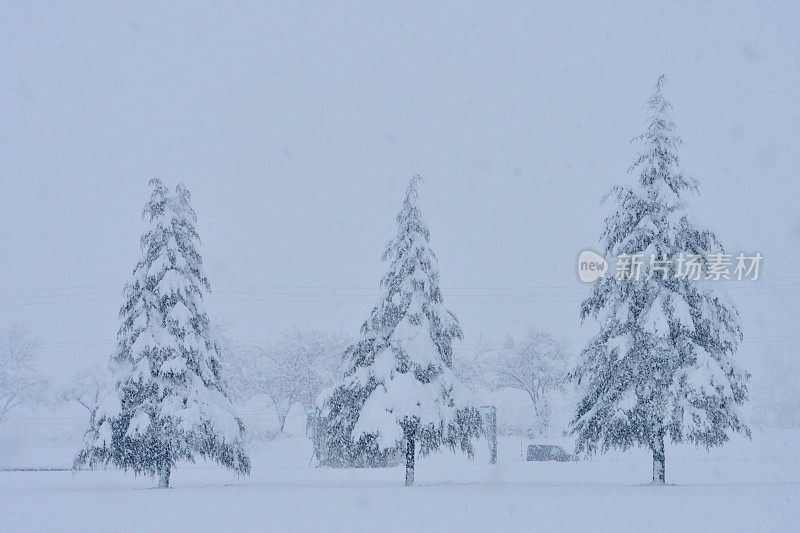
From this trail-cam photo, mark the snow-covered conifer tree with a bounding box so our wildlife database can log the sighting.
[318,175,482,485]
[570,77,749,484]
[75,179,249,487]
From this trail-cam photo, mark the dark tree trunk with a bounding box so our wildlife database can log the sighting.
[405,431,415,486]
[158,459,171,488]
[484,406,497,465]
[651,432,665,484]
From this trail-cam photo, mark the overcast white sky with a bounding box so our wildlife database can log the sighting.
[1,1,799,386]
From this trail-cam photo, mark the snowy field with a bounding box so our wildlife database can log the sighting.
[1,429,798,532]
[2,3,800,533]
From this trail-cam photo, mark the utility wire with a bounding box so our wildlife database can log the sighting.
[34,334,800,350]
[4,288,800,308]
[2,275,799,296]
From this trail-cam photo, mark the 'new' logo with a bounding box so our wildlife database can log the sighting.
[577,250,608,283]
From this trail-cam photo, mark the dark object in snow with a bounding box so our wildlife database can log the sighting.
[526,444,577,462]
[480,406,497,464]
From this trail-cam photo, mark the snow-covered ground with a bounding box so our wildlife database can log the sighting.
[1,428,798,532]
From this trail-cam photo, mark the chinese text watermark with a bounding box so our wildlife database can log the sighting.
[577,251,762,283]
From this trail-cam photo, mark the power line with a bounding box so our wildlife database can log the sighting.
[1,411,296,423]
[0,410,313,427]
[0,283,121,295]
[3,274,800,297]
[4,286,800,308]
[35,334,800,351]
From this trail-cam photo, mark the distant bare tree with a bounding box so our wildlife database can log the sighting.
[453,336,496,392]
[0,325,46,422]
[226,329,349,433]
[60,363,110,415]
[491,330,570,436]
[453,330,571,436]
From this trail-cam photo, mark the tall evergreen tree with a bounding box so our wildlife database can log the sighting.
[570,77,749,484]
[319,175,482,485]
[75,179,249,487]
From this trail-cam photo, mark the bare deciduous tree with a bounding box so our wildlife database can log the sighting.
[0,325,46,422]
[456,330,570,437]
[60,364,110,415]
[453,336,496,392]
[226,329,349,434]
[495,331,569,409]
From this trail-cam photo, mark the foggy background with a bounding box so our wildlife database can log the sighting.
[1,0,798,420]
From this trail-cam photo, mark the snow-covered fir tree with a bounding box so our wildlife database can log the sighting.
[570,76,749,484]
[318,175,482,485]
[75,179,249,488]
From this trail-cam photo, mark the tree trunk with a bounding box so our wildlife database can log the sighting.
[484,406,497,465]
[651,432,665,485]
[278,410,288,434]
[158,460,171,489]
[405,432,415,486]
